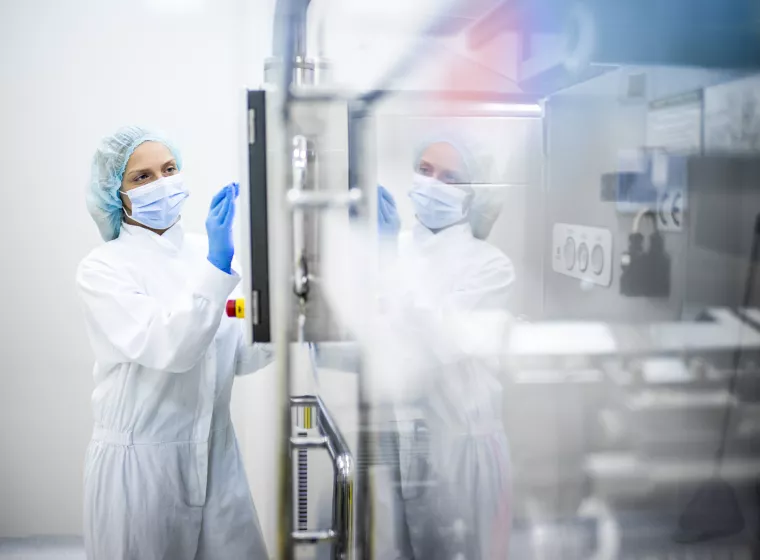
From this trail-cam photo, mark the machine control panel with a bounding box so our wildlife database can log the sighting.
[553,223,613,287]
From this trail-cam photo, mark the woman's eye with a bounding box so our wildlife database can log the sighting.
[441,171,462,185]
[135,174,148,182]
[166,166,177,174]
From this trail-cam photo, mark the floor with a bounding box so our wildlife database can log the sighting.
[0,537,85,560]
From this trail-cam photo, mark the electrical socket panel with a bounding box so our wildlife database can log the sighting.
[552,223,613,287]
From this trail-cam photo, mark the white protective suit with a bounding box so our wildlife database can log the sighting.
[375,221,515,560]
[76,221,272,560]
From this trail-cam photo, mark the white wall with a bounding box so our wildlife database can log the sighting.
[0,0,275,538]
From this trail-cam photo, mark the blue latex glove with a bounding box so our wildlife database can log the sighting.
[206,183,238,274]
[378,185,400,237]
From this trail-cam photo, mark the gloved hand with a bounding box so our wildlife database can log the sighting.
[378,185,400,237]
[206,182,239,274]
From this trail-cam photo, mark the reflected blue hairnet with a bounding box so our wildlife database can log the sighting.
[87,126,183,241]
[412,133,475,184]
[413,134,504,240]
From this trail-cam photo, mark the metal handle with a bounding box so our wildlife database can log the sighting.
[292,135,309,301]
[290,395,354,560]
[287,188,363,209]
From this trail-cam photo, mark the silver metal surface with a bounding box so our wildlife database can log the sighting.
[268,22,296,555]
[290,435,328,449]
[498,308,760,370]
[286,188,363,209]
[247,108,256,145]
[345,103,377,560]
[269,0,311,87]
[290,395,319,406]
[291,530,338,543]
[292,134,309,300]
[315,396,355,560]
[270,2,312,556]
[271,93,295,559]
[268,0,333,88]
[290,396,355,560]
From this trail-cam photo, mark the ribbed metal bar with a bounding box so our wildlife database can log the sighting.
[291,395,319,407]
[291,436,329,449]
[292,529,338,543]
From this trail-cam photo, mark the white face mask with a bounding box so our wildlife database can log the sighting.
[408,173,472,230]
[121,173,189,229]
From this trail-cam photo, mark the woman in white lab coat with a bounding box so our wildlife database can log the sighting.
[76,126,271,560]
[375,136,514,560]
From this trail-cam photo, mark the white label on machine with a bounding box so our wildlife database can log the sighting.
[646,90,703,154]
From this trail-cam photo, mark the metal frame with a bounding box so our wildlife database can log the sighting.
[269,2,528,558]
[246,90,272,342]
[260,1,760,557]
[291,396,355,560]
[267,84,365,558]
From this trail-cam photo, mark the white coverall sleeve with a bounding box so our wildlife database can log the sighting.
[235,342,275,376]
[421,257,513,359]
[76,256,240,373]
[376,256,515,401]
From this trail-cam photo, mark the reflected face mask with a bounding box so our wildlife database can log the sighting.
[121,173,189,229]
[408,173,472,230]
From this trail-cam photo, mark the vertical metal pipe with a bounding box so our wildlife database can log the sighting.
[270,1,309,557]
[332,454,355,560]
[270,0,312,89]
[318,395,355,560]
[272,105,295,560]
[272,0,309,59]
[347,102,377,560]
[292,135,309,304]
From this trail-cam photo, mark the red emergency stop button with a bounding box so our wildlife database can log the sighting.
[226,298,245,319]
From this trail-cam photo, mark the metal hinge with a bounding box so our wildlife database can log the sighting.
[248,108,256,145]
[251,290,260,325]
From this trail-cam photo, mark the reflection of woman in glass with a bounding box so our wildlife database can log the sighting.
[377,135,514,559]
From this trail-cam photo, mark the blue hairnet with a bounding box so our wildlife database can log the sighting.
[87,126,183,241]
[412,133,475,184]
[413,133,503,240]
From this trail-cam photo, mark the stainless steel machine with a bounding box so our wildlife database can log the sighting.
[236,0,760,558]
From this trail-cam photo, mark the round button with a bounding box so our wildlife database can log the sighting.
[563,237,576,270]
[578,242,589,272]
[591,244,605,275]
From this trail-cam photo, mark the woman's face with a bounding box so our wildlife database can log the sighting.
[417,142,466,185]
[120,141,179,215]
